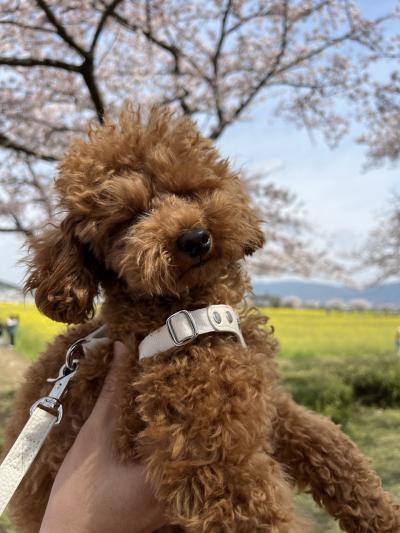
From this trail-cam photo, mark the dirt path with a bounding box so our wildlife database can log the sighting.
[0,348,29,532]
[0,346,29,392]
[0,345,29,448]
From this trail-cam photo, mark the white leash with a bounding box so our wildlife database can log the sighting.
[0,305,244,516]
[0,408,57,516]
[0,353,79,515]
[0,326,109,517]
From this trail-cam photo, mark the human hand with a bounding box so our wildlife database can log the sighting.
[39,341,165,533]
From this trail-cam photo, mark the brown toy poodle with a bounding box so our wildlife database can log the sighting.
[3,106,399,532]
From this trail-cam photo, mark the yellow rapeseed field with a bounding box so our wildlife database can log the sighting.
[0,302,399,360]
[261,307,400,357]
[0,302,65,360]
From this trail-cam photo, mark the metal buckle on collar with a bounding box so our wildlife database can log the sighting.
[166,310,199,346]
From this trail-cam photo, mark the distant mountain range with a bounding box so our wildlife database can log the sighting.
[0,279,24,302]
[0,280,21,291]
[252,280,400,306]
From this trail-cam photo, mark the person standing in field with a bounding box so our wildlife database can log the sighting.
[6,315,19,348]
[396,327,400,355]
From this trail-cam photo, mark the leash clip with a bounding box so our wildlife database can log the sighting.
[46,364,78,398]
[65,338,87,370]
[29,336,88,423]
[29,361,80,425]
[27,334,101,425]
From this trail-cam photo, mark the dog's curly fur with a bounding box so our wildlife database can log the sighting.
[3,106,400,532]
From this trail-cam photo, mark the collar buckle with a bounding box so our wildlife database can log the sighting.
[166,310,199,346]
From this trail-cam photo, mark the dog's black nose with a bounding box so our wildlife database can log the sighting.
[177,229,211,258]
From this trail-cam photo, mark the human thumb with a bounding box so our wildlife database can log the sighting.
[91,341,129,417]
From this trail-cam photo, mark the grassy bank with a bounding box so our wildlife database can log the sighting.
[296,407,400,531]
[0,348,31,533]
[0,370,398,533]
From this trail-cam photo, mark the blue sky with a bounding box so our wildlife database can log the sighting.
[219,109,399,254]
[0,0,398,286]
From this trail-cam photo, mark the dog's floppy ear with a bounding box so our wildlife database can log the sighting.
[24,217,99,324]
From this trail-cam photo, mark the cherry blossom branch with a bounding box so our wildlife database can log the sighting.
[25,160,54,219]
[209,0,289,139]
[110,5,193,115]
[0,56,81,72]
[0,214,32,236]
[35,0,88,58]
[0,133,57,162]
[90,0,124,53]
[34,0,108,120]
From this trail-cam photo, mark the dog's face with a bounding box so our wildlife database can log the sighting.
[25,107,264,323]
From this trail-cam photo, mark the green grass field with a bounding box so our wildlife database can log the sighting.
[0,302,399,532]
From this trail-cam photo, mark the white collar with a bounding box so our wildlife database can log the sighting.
[77,305,246,361]
[138,304,246,360]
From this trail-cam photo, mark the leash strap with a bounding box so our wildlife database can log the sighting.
[0,334,96,517]
[0,326,110,516]
[0,407,57,515]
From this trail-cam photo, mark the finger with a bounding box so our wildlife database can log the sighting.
[113,340,129,359]
[102,341,129,393]
[91,341,129,416]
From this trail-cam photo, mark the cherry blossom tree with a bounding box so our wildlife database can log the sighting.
[358,73,400,164]
[357,45,400,281]
[360,194,400,282]
[0,0,396,276]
